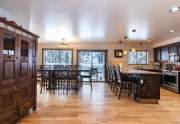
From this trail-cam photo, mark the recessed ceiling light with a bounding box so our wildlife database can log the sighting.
[169,6,180,13]
[169,29,176,33]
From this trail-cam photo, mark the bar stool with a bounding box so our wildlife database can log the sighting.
[114,66,133,99]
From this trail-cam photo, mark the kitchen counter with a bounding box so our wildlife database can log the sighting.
[122,69,162,75]
[122,69,161,104]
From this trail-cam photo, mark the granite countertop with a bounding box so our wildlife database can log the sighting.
[122,69,162,75]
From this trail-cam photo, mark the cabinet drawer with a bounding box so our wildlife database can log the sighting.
[19,100,32,116]
[0,109,18,124]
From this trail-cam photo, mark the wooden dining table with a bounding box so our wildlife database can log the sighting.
[38,68,92,90]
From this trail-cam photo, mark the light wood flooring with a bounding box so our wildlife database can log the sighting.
[17,83,180,124]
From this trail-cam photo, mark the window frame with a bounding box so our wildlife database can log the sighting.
[42,48,73,65]
[128,50,149,65]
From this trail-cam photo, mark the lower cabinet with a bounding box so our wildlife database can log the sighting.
[0,87,17,114]
[0,80,37,123]
[0,109,18,124]
[19,100,32,116]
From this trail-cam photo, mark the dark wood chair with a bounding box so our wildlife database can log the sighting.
[114,66,133,99]
[40,65,52,70]
[53,65,63,70]
[67,70,80,93]
[40,69,52,93]
[53,69,68,91]
[79,69,93,89]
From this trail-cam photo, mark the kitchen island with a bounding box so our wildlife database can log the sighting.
[122,69,161,104]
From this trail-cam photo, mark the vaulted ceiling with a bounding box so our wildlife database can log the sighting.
[0,0,180,43]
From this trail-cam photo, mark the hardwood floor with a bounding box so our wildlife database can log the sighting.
[17,83,180,124]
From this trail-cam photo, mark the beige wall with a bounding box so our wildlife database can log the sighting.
[38,42,154,69]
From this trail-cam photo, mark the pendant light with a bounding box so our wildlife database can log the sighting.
[132,29,136,52]
[59,38,69,48]
[123,36,128,55]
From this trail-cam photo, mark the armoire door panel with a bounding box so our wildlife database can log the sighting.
[30,81,36,98]
[20,61,28,77]
[3,61,15,79]
[19,83,30,103]
[0,87,17,113]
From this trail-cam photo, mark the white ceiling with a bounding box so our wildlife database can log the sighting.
[0,0,180,43]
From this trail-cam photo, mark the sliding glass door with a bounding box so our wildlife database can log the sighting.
[78,50,107,81]
[42,49,73,65]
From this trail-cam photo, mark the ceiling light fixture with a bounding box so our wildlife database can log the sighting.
[169,29,176,33]
[59,38,69,48]
[131,29,136,52]
[123,36,128,55]
[169,6,180,13]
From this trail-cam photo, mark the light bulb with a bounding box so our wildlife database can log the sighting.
[123,50,128,55]
[132,48,136,52]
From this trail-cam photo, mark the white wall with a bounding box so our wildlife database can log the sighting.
[0,0,31,29]
[38,42,154,69]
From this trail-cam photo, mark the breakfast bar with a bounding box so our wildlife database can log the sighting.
[122,70,161,104]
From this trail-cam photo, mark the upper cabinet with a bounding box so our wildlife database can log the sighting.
[154,48,161,62]
[161,47,169,62]
[154,42,180,62]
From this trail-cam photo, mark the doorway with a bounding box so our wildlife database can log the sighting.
[77,50,107,82]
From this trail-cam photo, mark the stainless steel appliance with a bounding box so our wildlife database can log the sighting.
[162,70,180,93]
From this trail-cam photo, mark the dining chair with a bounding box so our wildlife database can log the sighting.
[79,69,93,89]
[40,69,51,93]
[67,70,80,93]
[53,69,68,91]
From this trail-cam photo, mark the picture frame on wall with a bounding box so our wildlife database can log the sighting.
[114,50,123,58]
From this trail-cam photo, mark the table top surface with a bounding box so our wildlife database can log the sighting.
[121,69,162,75]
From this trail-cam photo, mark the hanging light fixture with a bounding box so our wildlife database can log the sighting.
[123,36,128,55]
[131,29,136,52]
[59,38,69,48]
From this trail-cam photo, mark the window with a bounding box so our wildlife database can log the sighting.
[128,51,148,64]
[43,49,73,65]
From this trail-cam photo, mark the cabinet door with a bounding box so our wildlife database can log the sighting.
[161,47,169,62]
[32,39,37,78]
[0,30,19,89]
[18,37,33,83]
[154,48,161,62]
[0,87,17,113]
[19,83,30,104]
[18,36,33,104]
[139,74,160,99]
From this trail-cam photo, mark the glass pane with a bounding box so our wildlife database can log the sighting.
[21,40,29,57]
[78,51,105,81]
[79,52,91,69]
[3,34,15,56]
[128,51,148,64]
[43,50,72,65]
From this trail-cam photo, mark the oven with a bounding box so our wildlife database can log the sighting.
[162,70,180,93]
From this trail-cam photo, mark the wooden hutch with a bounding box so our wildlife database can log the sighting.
[0,18,39,123]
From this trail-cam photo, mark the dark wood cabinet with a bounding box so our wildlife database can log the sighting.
[0,25,38,123]
[154,48,161,62]
[154,42,180,62]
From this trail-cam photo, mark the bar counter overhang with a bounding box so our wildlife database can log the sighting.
[122,69,161,104]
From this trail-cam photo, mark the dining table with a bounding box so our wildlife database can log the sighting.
[38,67,92,90]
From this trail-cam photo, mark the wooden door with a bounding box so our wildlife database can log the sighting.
[18,36,33,104]
[0,29,18,113]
